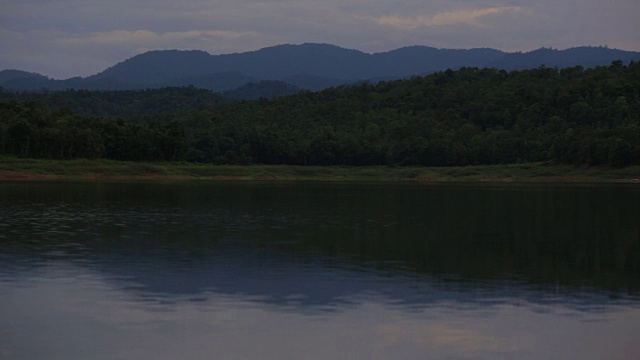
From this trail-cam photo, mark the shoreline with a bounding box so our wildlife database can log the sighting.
[1,158,639,183]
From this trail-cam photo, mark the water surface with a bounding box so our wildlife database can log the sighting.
[1,181,639,359]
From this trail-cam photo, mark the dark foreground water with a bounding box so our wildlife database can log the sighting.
[1,181,639,360]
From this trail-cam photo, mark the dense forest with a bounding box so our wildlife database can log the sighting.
[0,86,226,117]
[1,61,638,167]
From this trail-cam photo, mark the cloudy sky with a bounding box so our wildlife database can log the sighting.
[1,0,638,79]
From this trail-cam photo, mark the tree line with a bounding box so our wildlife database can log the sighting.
[1,61,638,166]
[0,86,225,117]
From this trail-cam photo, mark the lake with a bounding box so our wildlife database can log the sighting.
[1,181,639,359]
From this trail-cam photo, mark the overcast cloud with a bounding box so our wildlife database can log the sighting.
[1,0,638,79]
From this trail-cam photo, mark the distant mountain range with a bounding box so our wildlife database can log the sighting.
[2,43,639,96]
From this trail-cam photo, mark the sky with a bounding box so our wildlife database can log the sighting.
[1,0,639,79]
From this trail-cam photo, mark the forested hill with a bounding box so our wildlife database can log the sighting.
[0,87,226,117]
[1,44,639,91]
[0,83,302,116]
[1,62,639,167]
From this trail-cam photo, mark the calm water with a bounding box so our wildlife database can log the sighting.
[1,181,639,360]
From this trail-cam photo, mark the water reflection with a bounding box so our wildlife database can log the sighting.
[1,181,639,359]
[3,261,640,360]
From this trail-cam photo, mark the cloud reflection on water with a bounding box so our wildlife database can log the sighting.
[2,263,640,360]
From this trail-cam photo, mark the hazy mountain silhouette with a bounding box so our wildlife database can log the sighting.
[2,44,638,92]
[223,80,303,99]
[163,71,259,92]
[0,70,50,90]
[487,46,640,70]
[280,74,348,92]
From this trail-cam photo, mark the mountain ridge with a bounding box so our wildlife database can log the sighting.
[2,44,638,93]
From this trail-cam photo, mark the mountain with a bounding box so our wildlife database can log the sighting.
[223,80,303,99]
[91,50,215,85]
[84,43,508,84]
[370,46,506,77]
[281,74,352,92]
[0,69,48,83]
[163,71,259,92]
[2,44,639,92]
[487,46,640,70]
[0,70,50,90]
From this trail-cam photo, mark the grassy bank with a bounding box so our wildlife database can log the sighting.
[0,157,639,182]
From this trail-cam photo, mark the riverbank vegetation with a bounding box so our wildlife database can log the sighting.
[1,157,638,182]
[1,61,638,169]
